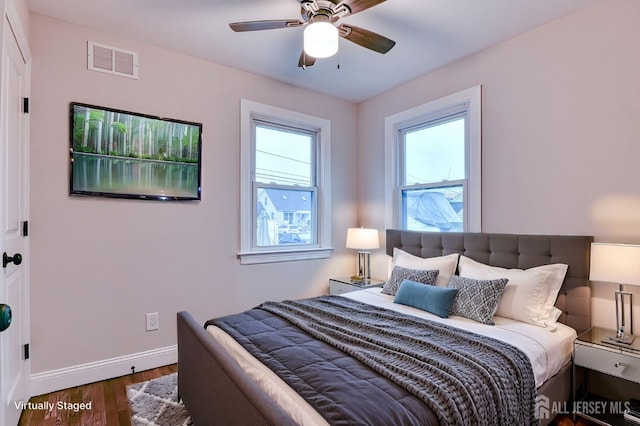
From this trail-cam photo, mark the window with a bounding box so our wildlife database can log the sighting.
[254,122,316,247]
[384,86,481,232]
[239,100,332,264]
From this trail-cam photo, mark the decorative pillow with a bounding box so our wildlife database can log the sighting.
[447,275,508,325]
[393,249,459,287]
[457,256,568,327]
[381,266,439,296]
[394,279,458,318]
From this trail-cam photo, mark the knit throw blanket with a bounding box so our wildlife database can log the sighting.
[258,295,538,426]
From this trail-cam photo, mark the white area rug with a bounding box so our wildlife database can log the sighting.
[126,373,192,426]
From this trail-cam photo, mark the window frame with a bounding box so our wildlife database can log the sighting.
[384,86,482,232]
[239,99,332,264]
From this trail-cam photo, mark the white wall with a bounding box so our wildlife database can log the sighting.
[358,0,640,331]
[29,14,358,378]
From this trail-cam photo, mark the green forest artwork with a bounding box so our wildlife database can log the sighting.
[70,103,201,200]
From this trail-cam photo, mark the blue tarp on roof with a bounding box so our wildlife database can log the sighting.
[405,191,462,231]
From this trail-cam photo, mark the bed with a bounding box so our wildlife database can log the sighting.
[177,230,593,425]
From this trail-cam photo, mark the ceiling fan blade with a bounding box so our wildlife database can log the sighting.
[298,50,316,69]
[339,24,395,54]
[344,0,387,15]
[229,19,302,32]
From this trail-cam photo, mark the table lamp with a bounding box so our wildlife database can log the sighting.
[345,227,379,283]
[589,242,640,345]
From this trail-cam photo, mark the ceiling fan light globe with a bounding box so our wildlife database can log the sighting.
[304,22,338,58]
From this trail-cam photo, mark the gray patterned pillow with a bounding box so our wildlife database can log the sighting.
[448,275,508,325]
[381,266,439,296]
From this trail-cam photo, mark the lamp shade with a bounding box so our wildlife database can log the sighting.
[304,22,338,59]
[346,228,379,250]
[590,242,640,286]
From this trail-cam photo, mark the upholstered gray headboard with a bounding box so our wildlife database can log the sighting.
[386,229,594,334]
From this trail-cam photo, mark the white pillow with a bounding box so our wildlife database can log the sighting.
[540,265,568,324]
[457,256,567,327]
[393,248,459,287]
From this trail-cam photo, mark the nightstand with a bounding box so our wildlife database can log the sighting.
[329,277,385,295]
[573,326,640,425]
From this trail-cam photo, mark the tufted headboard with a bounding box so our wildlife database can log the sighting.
[386,229,594,334]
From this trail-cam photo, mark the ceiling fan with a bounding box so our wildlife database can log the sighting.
[229,0,395,69]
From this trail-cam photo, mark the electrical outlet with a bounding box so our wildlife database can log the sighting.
[146,312,159,331]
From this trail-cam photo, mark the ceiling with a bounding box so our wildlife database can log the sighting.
[27,0,601,103]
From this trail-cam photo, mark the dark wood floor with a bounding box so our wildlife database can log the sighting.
[17,364,177,426]
[17,362,596,426]
[553,415,599,426]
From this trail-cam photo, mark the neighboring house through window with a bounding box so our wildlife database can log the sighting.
[239,100,332,264]
[384,86,482,232]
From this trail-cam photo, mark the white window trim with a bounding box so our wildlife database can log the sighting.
[238,99,332,264]
[384,85,482,231]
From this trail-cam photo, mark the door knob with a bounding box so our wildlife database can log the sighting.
[3,252,22,268]
[0,304,11,332]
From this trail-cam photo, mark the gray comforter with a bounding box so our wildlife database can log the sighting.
[211,295,538,426]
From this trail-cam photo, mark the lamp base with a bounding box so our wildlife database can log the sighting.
[602,334,635,346]
[605,286,635,346]
[356,251,371,283]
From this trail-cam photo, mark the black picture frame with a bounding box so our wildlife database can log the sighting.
[69,102,202,201]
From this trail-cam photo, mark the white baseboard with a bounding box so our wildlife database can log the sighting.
[29,345,177,397]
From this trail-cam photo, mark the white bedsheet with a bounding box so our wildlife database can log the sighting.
[206,288,576,425]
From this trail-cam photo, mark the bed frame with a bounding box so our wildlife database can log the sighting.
[177,230,593,425]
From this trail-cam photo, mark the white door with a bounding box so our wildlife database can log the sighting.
[0,11,30,426]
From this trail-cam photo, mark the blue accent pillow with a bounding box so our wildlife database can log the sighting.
[394,279,458,318]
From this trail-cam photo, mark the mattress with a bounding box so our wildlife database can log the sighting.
[206,288,576,425]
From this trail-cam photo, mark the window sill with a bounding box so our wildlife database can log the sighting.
[238,247,334,265]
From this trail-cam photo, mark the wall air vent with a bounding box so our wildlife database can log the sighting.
[87,41,138,79]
